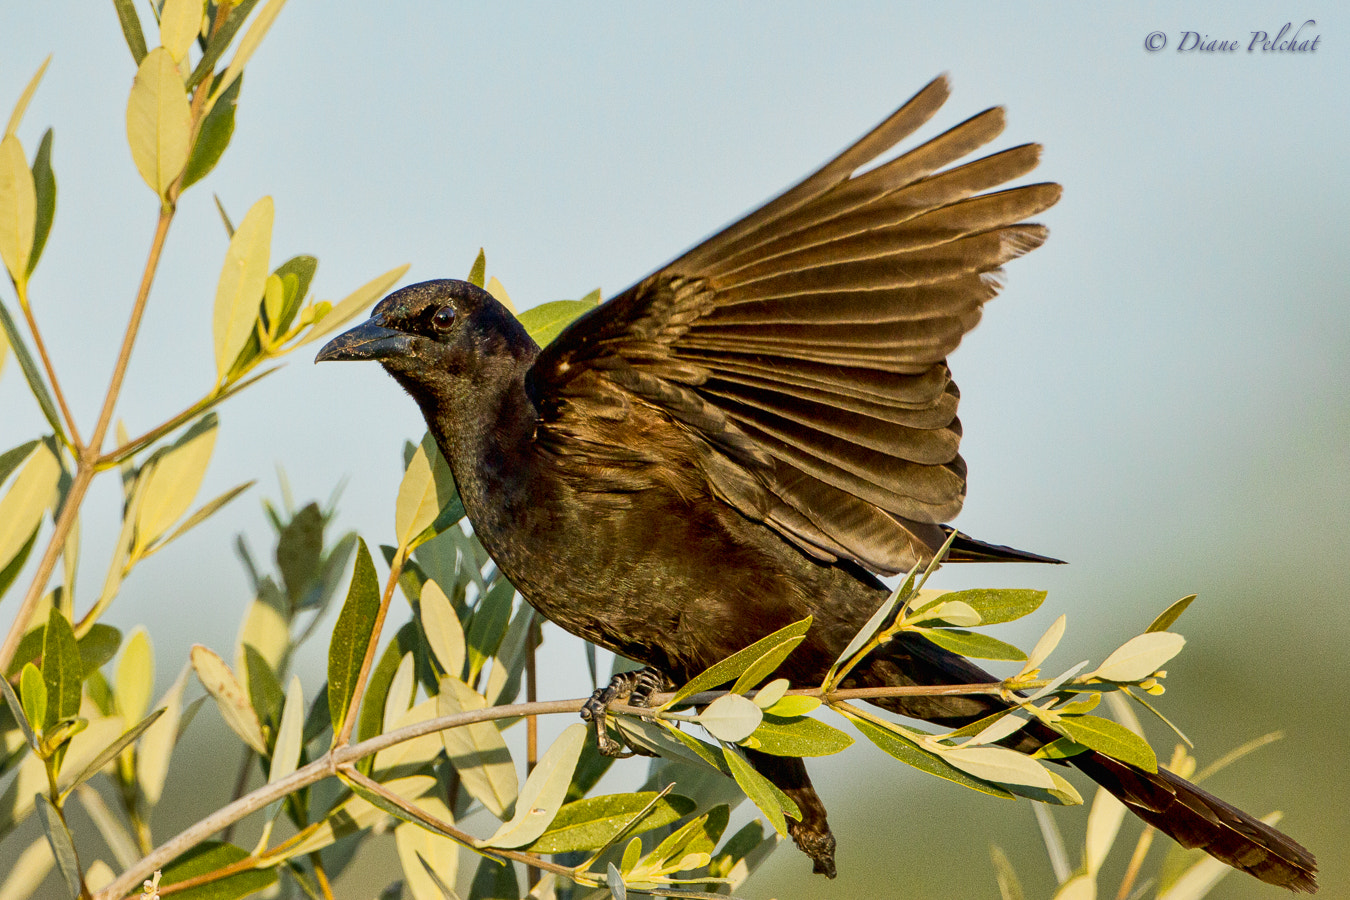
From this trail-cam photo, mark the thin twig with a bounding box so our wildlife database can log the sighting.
[15,281,83,449]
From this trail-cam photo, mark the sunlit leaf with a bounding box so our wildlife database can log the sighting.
[730,634,806,695]
[186,0,260,90]
[1094,632,1185,683]
[133,413,218,554]
[191,644,267,755]
[466,577,514,684]
[159,840,278,899]
[939,588,1047,626]
[263,775,435,861]
[763,694,821,718]
[1055,715,1158,773]
[34,794,80,899]
[265,676,305,815]
[59,707,164,798]
[299,262,411,345]
[328,538,380,735]
[4,55,50,138]
[0,441,59,575]
[5,664,40,750]
[479,723,586,849]
[638,805,727,879]
[159,0,205,63]
[437,676,517,818]
[485,275,514,312]
[516,292,600,348]
[373,697,443,774]
[696,694,762,744]
[126,47,192,197]
[396,797,460,900]
[828,575,911,681]
[210,0,288,116]
[665,617,812,708]
[397,432,457,549]
[466,248,486,288]
[1084,787,1127,875]
[137,666,189,804]
[213,196,272,377]
[741,712,854,757]
[0,304,64,436]
[919,627,1027,661]
[41,606,82,726]
[0,134,36,283]
[1019,613,1066,677]
[526,792,696,855]
[421,579,466,679]
[114,627,153,723]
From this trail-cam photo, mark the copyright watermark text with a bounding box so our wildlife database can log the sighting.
[1144,20,1321,53]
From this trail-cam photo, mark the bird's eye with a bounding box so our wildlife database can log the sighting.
[432,305,457,331]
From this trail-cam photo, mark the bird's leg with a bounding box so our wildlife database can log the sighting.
[581,667,668,758]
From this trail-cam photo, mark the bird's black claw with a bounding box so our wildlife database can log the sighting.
[580,667,669,758]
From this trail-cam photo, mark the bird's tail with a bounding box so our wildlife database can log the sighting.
[1070,751,1317,892]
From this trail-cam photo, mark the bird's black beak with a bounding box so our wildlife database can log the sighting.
[315,319,411,363]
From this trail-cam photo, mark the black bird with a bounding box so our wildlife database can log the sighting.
[318,77,1317,891]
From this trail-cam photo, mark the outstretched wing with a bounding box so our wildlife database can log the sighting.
[526,76,1060,574]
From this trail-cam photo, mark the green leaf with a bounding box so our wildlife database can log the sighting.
[19,662,46,743]
[213,196,273,377]
[939,588,1047,625]
[918,627,1027,661]
[397,431,457,549]
[26,128,55,277]
[299,262,411,345]
[1148,594,1197,634]
[844,713,1014,798]
[466,576,515,684]
[436,676,518,818]
[0,440,59,576]
[421,578,466,679]
[696,694,763,743]
[42,607,82,725]
[133,413,218,554]
[639,804,728,878]
[276,500,324,602]
[721,745,796,836]
[730,633,806,695]
[0,524,38,601]
[470,854,520,900]
[1055,714,1158,772]
[267,676,305,791]
[741,712,854,757]
[0,303,64,437]
[526,792,696,854]
[1093,632,1185,683]
[828,575,910,680]
[271,254,317,335]
[515,293,600,348]
[35,794,81,898]
[763,694,821,718]
[666,616,812,708]
[357,621,420,751]
[1032,736,1090,761]
[191,644,267,755]
[182,72,241,190]
[160,840,278,900]
[114,627,154,723]
[159,0,205,63]
[241,644,284,729]
[328,538,380,735]
[126,47,192,198]
[614,717,727,774]
[750,678,789,710]
[479,723,586,848]
[78,623,122,679]
[111,0,149,65]
[466,248,486,288]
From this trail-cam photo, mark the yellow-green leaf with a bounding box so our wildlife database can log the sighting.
[1148,594,1197,634]
[5,55,51,139]
[0,134,36,283]
[0,441,59,573]
[1084,787,1127,875]
[395,796,459,900]
[1055,714,1158,773]
[212,196,273,377]
[126,47,192,197]
[211,0,288,113]
[114,627,153,723]
[1019,613,1066,677]
[485,275,515,313]
[191,644,267,755]
[741,712,854,758]
[420,579,465,679]
[516,293,599,349]
[133,414,218,554]
[299,262,410,345]
[268,676,305,787]
[1094,632,1185,683]
[136,665,187,804]
[437,675,517,819]
[396,432,456,549]
[159,0,204,64]
[479,723,586,849]
[666,616,812,708]
[919,627,1027,661]
[526,792,696,855]
[939,745,1054,790]
[328,538,380,735]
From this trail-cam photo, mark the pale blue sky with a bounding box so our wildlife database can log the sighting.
[2,4,1347,897]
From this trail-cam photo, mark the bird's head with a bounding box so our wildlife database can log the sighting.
[316,278,537,405]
